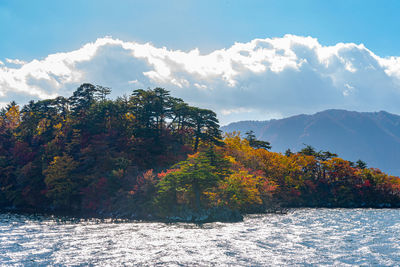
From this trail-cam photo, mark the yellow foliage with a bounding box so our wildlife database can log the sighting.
[53,122,62,131]
[36,118,51,135]
[222,132,261,170]
[216,169,263,211]
[5,105,20,129]
[224,155,237,165]
[125,112,135,121]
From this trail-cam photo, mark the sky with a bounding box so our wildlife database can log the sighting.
[1,0,400,124]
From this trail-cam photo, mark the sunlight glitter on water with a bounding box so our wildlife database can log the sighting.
[1,209,400,266]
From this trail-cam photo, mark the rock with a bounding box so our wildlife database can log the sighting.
[165,206,243,223]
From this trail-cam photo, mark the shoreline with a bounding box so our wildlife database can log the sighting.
[2,204,399,223]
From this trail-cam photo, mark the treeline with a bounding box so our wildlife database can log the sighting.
[0,84,220,214]
[1,84,399,221]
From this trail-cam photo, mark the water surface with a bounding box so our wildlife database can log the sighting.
[1,209,399,266]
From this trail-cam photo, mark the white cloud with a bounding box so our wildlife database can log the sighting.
[194,83,207,90]
[5,58,27,65]
[1,35,400,124]
[221,107,255,116]
[343,83,356,96]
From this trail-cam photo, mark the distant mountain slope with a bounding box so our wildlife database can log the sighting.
[221,109,400,176]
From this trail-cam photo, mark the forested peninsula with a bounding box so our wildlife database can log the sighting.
[1,84,400,222]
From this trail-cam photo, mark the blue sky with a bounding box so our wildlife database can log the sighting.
[1,0,400,124]
[1,0,399,59]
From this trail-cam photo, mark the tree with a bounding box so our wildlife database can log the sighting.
[285,149,293,157]
[356,159,367,169]
[43,154,79,209]
[95,85,112,102]
[69,83,98,114]
[157,150,228,211]
[216,170,263,212]
[299,144,317,156]
[316,150,338,161]
[129,87,175,131]
[169,99,191,132]
[3,102,20,130]
[152,87,174,131]
[245,130,271,150]
[189,107,222,151]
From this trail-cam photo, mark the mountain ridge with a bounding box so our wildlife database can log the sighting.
[221,109,400,176]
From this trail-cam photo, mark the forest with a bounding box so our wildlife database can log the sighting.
[1,84,400,222]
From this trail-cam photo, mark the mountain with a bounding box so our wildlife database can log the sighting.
[221,109,400,176]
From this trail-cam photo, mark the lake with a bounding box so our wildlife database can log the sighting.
[1,209,399,266]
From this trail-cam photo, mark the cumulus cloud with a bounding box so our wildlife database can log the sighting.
[1,35,400,124]
[5,58,27,65]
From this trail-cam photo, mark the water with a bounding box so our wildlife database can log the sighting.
[1,209,399,266]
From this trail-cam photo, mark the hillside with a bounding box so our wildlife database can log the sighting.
[222,109,400,176]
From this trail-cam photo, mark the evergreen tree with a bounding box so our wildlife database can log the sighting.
[245,130,271,150]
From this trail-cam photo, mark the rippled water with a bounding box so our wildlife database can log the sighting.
[1,209,400,266]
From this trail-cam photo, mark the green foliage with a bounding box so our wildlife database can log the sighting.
[215,170,263,212]
[356,159,367,169]
[156,150,230,214]
[189,107,222,151]
[299,144,317,156]
[43,154,79,209]
[245,130,271,150]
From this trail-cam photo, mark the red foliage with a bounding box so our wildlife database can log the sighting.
[11,141,35,165]
[132,169,157,196]
[157,168,179,179]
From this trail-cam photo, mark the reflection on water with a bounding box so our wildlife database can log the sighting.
[1,209,400,266]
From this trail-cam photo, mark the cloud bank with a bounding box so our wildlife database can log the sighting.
[1,35,400,124]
